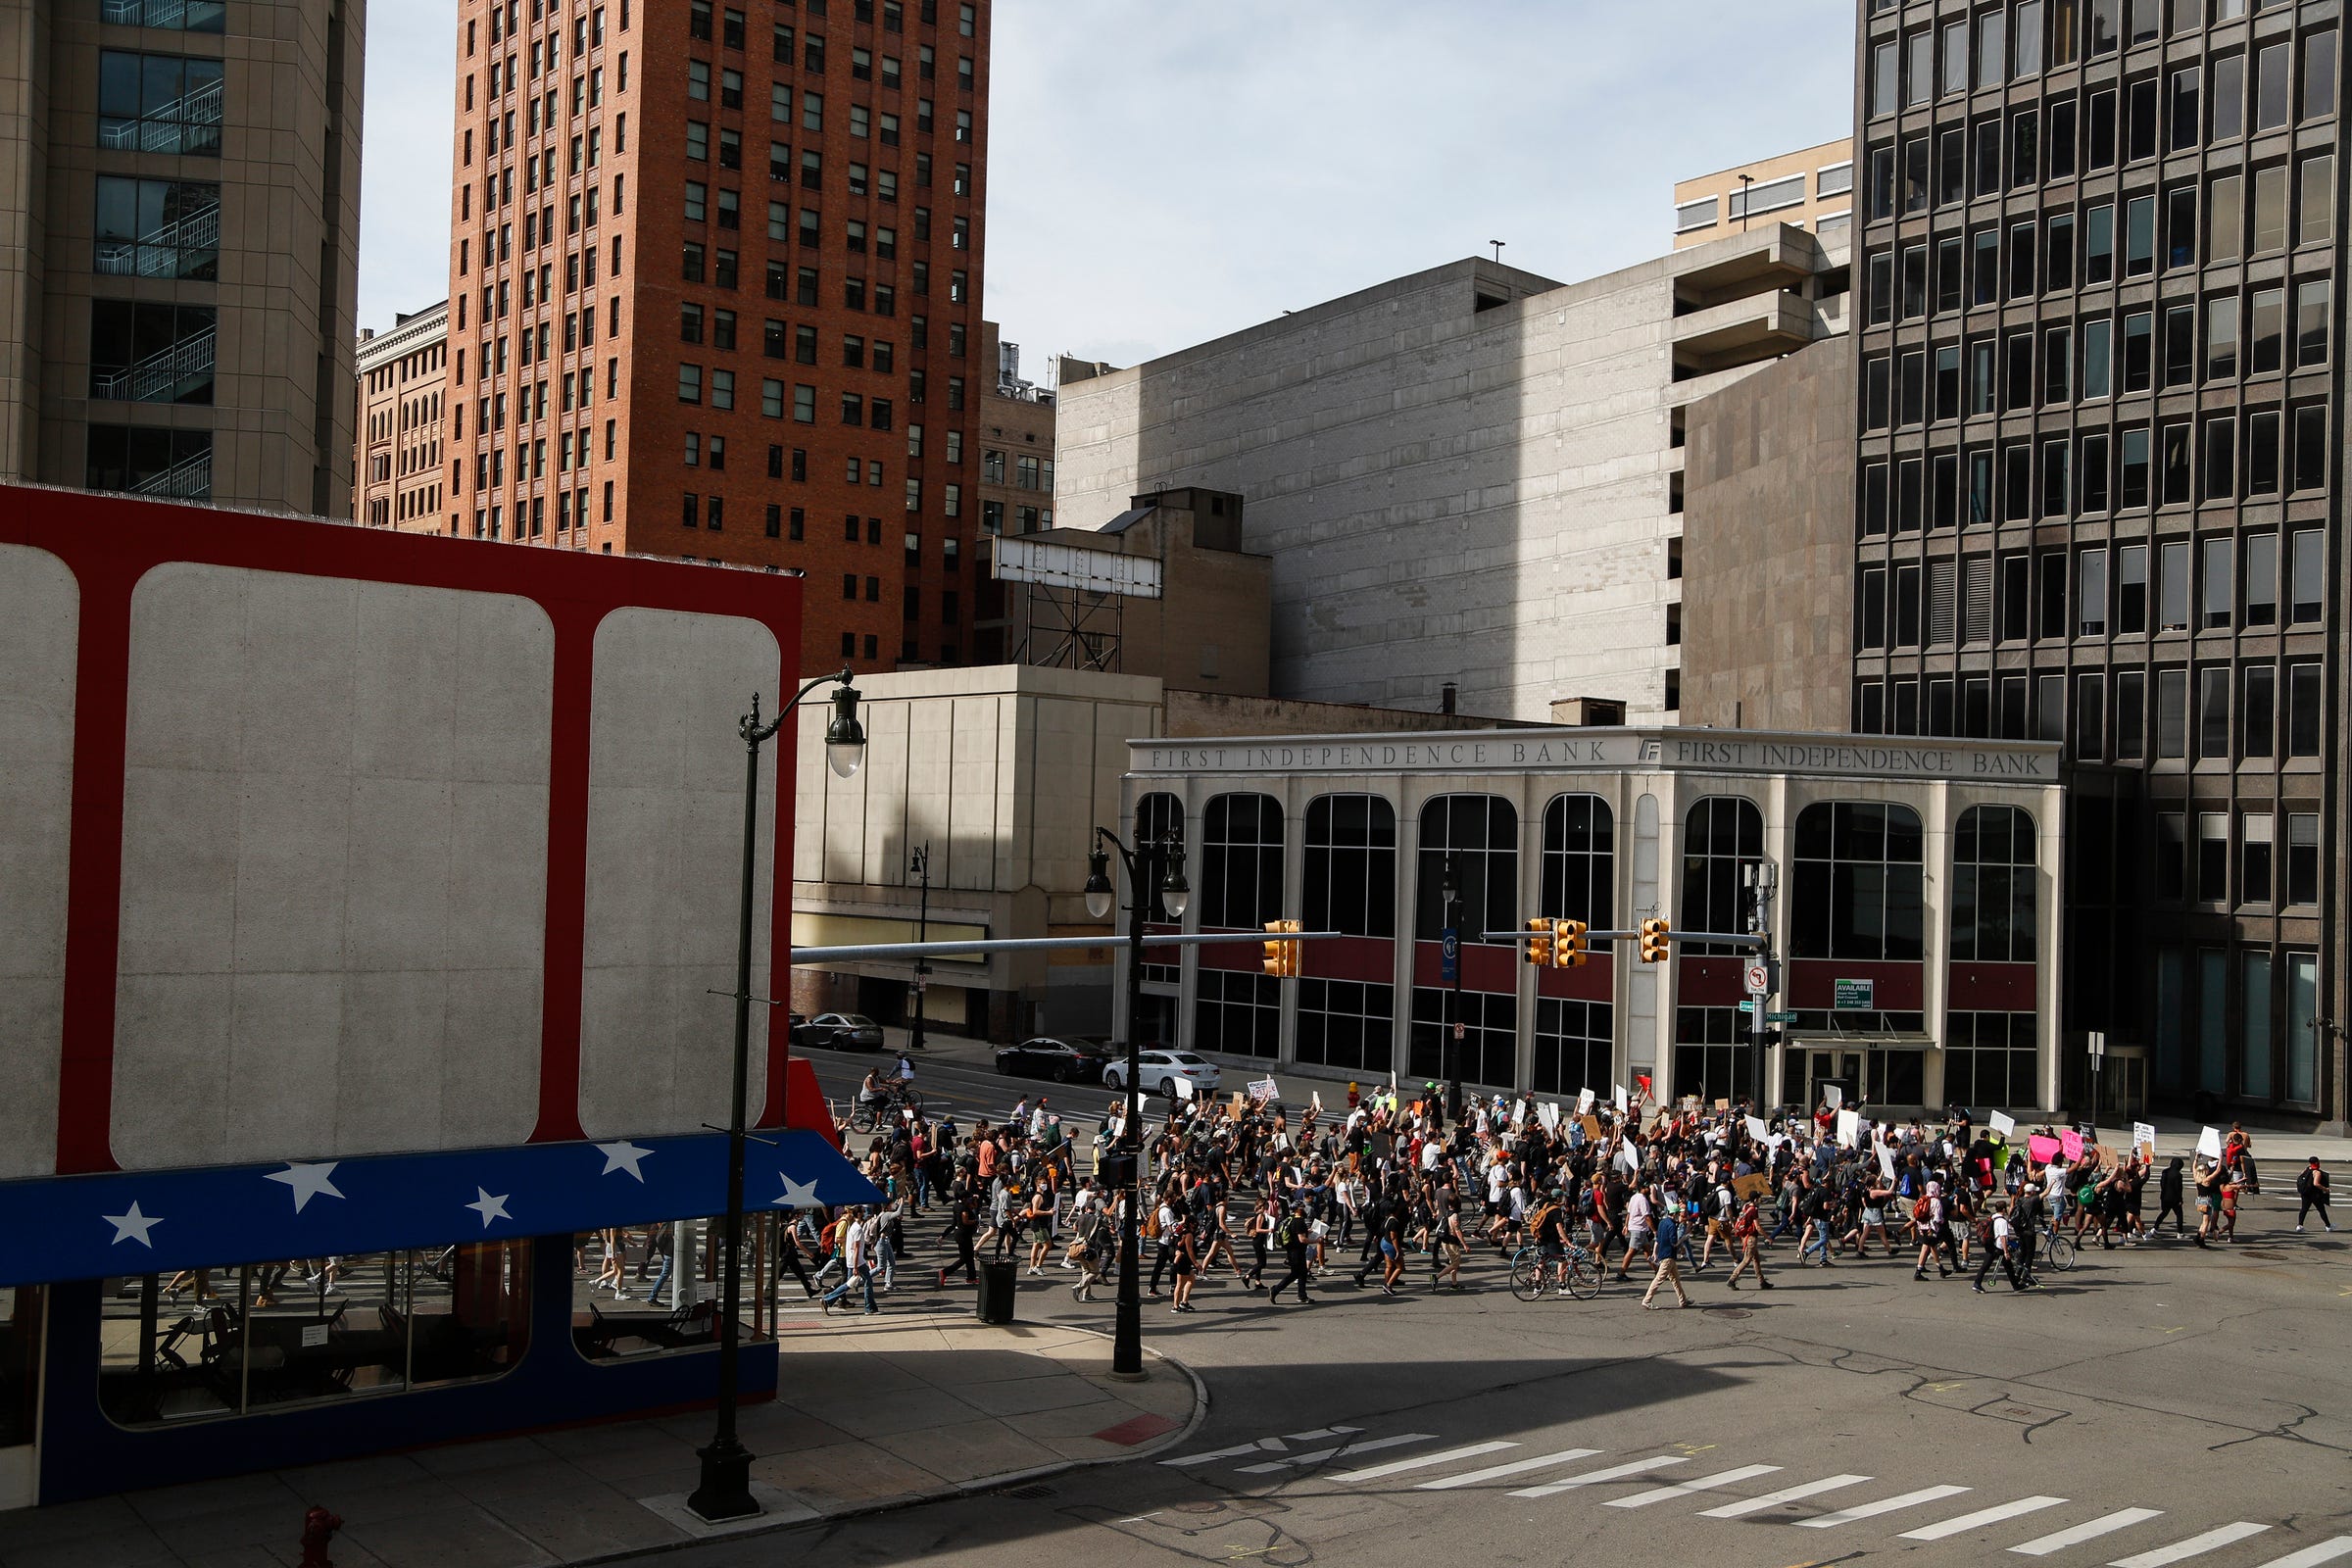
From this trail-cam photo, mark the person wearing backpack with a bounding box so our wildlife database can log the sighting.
[938,1183,980,1288]
[1265,1203,1315,1304]
[2296,1156,2335,1231]
[1640,1189,1692,1308]
[1726,1200,1773,1291]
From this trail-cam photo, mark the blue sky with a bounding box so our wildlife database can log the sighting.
[358,0,1854,375]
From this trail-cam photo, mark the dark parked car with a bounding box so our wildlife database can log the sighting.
[994,1036,1114,1083]
[800,1012,884,1051]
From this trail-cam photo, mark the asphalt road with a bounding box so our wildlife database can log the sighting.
[657,1039,2352,1567]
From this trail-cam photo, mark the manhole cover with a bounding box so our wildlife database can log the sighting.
[1006,1484,1057,1500]
[1707,1306,1754,1318]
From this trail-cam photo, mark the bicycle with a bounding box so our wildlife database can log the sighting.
[2034,1223,2078,1271]
[1509,1243,1601,1301]
[848,1084,924,1134]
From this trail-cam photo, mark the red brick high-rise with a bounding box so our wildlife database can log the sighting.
[427,0,990,674]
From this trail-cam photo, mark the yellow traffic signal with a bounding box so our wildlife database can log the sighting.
[1525,916,1552,967]
[1638,917,1672,963]
[1555,918,1588,967]
[1262,919,1302,976]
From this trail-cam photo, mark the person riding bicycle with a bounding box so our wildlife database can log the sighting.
[1530,1189,1577,1289]
[859,1066,896,1115]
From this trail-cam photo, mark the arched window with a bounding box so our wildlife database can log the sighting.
[1679,796,1763,954]
[1950,806,2036,962]
[1411,795,1518,1088]
[1199,793,1283,929]
[1790,802,1925,960]
[1414,795,1517,944]
[1304,794,1396,937]
[1135,791,1183,987]
[1540,794,1614,926]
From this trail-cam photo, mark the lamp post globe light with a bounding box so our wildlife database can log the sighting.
[1086,821,1186,1380]
[689,668,861,1525]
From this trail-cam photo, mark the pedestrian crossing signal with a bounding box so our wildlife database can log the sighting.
[1555,919,1588,967]
[1525,916,1553,967]
[1261,919,1302,977]
[1638,917,1672,963]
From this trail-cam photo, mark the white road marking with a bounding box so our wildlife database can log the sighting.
[1699,1473,1873,1519]
[1236,1433,1434,1474]
[2111,1523,2274,1567]
[1605,1464,1782,1508]
[1330,1441,1518,1484]
[1415,1447,1602,1491]
[2251,1540,2352,1568]
[1798,1483,1973,1528]
[1507,1455,1687,1500]
[1161,1427,1360,1465]
[1900,1495,2069,1541]
[2011,1508,2166,1556]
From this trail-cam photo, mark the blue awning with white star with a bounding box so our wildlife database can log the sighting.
[0,1132,883,1288]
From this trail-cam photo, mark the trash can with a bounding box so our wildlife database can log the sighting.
[975,1258,1016,1325]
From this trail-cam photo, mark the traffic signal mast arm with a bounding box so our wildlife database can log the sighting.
[1483,927,1762,948]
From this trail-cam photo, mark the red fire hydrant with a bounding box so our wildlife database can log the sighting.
[299,1504,343,1568]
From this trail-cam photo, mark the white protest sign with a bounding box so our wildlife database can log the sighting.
[1836,1108,1860,1148]
[1537,1101,1560,1132]
[2132,1120,2157,1153]
[2197,1124,2223,1159]
[1822,1084,1843,1109]
[1987,1109,2015,1137]
[1876,1145,1896,1182]
[1172,1075,1195,1102]
[1577,1088,1595,1114]
[1613,1084,1630,1112]
[1511,1100,1527,1127]
[1248,1077,1278,1102]
[1615,1141,1640,1173]
[1745,1115,1770,1142]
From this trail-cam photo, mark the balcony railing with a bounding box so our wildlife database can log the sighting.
[94,199,220,277]
[129,446,212,500]
[92,328,215,404]
[98,78,223,155]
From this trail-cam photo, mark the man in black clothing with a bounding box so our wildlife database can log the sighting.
[2295,1157,2335,1232]
[1266,1204,1315,1304]
[2155,1156,2187,1235]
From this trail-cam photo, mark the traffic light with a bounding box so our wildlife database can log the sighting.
[1525,916,1552,967]
[1261,919,1302,977]
[1555,918,1588,967]
[1638,917,1672,963]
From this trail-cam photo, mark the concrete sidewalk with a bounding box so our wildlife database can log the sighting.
[0,1316,1201,1568]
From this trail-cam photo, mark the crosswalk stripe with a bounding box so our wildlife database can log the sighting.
[2111,1523,2274,1567]
[1237,1433,1434,1474]
[1799,1483,1973,1528]
[2251,1540,2352,1568]
[1416,1447,1602,1491]
[1508,1455,1687,1500]
[1331,1442,1518,1484]
[1901,1495,2069,1541]
[1699,1473,1873,1519]
[2011,1508,2167,1556]
[1606,1464,1782,1509]
[1161,1426,1362,1465]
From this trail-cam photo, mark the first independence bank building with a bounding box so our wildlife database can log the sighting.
[1117,726,2075,1118]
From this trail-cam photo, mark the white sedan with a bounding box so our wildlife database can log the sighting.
[1102,1050,1222,1098]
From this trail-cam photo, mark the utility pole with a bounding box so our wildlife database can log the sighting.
[1743,859,1779,1108]
[908,843,931,1052]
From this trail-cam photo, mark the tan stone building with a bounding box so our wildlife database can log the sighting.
[354,298,447,528]
[1674,137,1854,252]
[0,0,363,515]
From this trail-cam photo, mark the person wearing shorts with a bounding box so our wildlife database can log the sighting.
[1168,1217,1200,1312]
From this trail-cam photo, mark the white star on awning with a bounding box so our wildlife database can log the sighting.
[595,1141,655,1181]
[775,1174,821,1207]
[466,1188,513,1229]
[103,1201,164,1247]
[265,1161,345,1213]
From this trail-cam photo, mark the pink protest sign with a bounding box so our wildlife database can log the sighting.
[2059,1129,2084,1162]
[2028,1134,2062,1163]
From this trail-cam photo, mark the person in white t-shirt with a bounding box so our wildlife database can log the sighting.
[819,1208,878,1314]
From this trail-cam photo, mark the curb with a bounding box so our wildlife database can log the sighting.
[570,1319,1208,1565]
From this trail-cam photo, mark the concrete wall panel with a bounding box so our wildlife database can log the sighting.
[0,545,75,1179]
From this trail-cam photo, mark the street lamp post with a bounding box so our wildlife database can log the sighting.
[908,843,931,1053]
[687,668,866,1525]
[1083,825,1189,1381]
[1442,853,1463,1123]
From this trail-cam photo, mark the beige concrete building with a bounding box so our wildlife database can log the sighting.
[790,663,1525,1042]
[980,485,1275,697]
[1673,137,1854,252]
[1054,231,1851,728]
[0,0,363,515]
[354,298,446,528]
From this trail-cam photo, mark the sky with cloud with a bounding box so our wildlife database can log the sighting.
[358,0,1854,379]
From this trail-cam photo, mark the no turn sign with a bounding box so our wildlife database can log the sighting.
[1743,963,1771,995]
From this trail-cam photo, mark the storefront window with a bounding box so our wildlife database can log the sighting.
[1409,987,1514,1086]
[1194,967,1280,1059]
[572,1222,726,1359]
[1296,979,1395,1073]
[1791,802,1927,959]
[1539,794,1614,927]
[1679,797,1764,954]
[1303,794,1396,938]
[1673,1005,1756,1106]
[1415,795,1518,944]
[1534,998,1612,1098]
[99,1242,527,1429]
[1135,791,1183,985]
[1198,793,1283,930]
[1950,806,2037,960]
[1946,1011,2038,1108]
[0,1288,39,1446]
